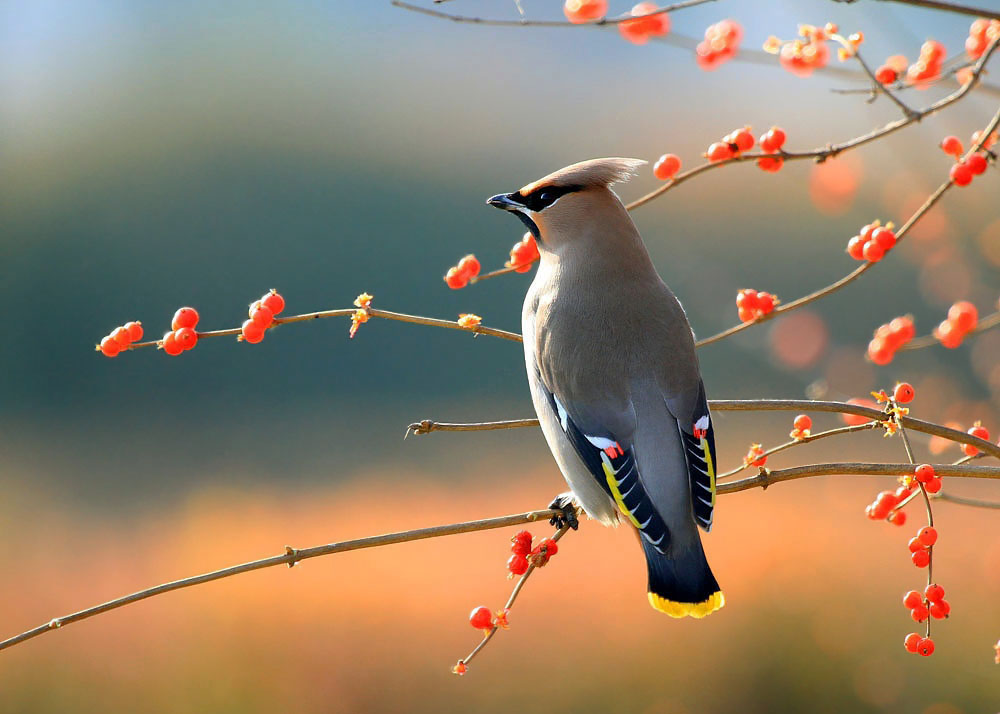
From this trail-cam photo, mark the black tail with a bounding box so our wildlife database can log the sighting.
[641,537,724,618]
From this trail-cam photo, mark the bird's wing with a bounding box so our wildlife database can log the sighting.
[674,380,718,533]
[536,375,671,554]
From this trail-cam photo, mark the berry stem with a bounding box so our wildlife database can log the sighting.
[457,524,573,669]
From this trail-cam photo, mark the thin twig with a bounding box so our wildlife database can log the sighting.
[932,492,1000,508]
[873,0,1000,20]
[694,94,1000,348]
[717,462,1000,494]
[899,310,1000,351]
[392,0,715,28]
[458,525,570,669]
[717,421,878,479]
[0,508,558,653]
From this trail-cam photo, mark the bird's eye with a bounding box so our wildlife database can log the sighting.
[537,190,556,207]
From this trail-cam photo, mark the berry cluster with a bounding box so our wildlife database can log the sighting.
[906,40,946,89]
[162,308,200,356]
[865,484,913,526]
[965,17,1000,60]
[508,233,540,273]
[935,300,978,348]
[846,219,896,263]
[908,523,938,567]
[444,254,482,290]
[695,19,743,71]
[948,151,990,187]
[736,288,777,323]
[765,23,833,78]
[241,290,287,344]
[743,443,766,467]
[964,422,990,456]
[653,153,681,181]
[507,530,559,576]
[97,321,144,358]
[706,126,754,162]
[618,2,670,45]
[790,414,812,440]
[757,126,787,172]
[867,316,915,365]
[562,0,606,24]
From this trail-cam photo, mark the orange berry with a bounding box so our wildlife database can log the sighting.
[916,637,934,656]
[124,321,144,342]
[99,336,121,358]
[893,382,915,403]
[457,254,481,279]
[445,266,468,289]
[653,154,682,180]
[241,319,265,344]
[161,331,183,356]
[250,302,274,328]
[563,0,607,24]
[261,291,285,315]
[171,307,199,331]
[173,327,198,351]
[917,526,938,546]
[948,301,978,332]
[469,606,493,630]
[793,414,812,432]
[904,632,921,653]
[914,464,936,483]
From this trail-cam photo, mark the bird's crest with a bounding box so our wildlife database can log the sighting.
[519,157,646,195]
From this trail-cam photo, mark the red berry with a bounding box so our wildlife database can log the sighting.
[887,510,907,526]
[950,161,973,186]
[171,307,199,331]
[918,526,938,546]
[924,583,945,602]
[241,319,265,344]
[875,65,897,84]
[445,266,468,289]
[173,327,198,351]
[847,235,867,260]
[793,414,812,432]
[732,128,754,152]
[99,336,121,358]
[893,382,915,404]
[533,537,559,557]
[110,326,131,348]
[563,0,608,23]
[966,153,988,175]
[124,321,144,342]
[964,423,990,456]
[706,142,733,162]
[261,291,285,315]
[756,292,775,314]
[910,604,929,622]
[736,289,758,309]
[862,240,885,262]
[511,531,532,556]
[904,632,922,653]
[756,156,784,172]
[859,222,879,242]
[469,606,493,630]
[250,303,274,329]
[903,590,923,609]
[452,661,467,675]
[161,331,183,356]
[872,227,897,251]
[940,135,964,156]
[929,599,950,618]
[924,476,942,494]
[653,154,682,180]
[457,254,481,279]
[908,537,926,553]
[916,637,935,656]
[759,127,787,153]
[507,553,529,575]
[912,549,930,568]
[915,464,935,483]
[948,301,978,332]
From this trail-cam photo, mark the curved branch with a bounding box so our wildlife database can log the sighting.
[0,508,558,653]
[899,310,1000,351]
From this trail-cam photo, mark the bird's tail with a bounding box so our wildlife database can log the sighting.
[641,537,724,618]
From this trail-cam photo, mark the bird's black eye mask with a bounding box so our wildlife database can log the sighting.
[516,184,583,212]
[498,184,584,240]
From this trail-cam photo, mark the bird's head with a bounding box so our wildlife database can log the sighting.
[486,157,646,251]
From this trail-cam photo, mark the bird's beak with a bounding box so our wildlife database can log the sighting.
[486,193,523,211]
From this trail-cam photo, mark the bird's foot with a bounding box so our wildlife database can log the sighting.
[548,493,580,530]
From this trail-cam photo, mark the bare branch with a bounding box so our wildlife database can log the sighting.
[392,0,715,28]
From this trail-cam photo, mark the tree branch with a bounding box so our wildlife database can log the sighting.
[391,0,715,27]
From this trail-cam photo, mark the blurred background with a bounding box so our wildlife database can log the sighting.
[1,0,998,711]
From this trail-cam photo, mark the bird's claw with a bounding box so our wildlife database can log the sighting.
[548,494,579,530]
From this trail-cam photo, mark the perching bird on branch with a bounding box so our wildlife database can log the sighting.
[487,158,723,618]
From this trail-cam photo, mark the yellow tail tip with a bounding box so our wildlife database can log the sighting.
[648,590,725,618]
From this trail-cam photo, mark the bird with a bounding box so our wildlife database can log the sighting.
[486,157,723,618]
